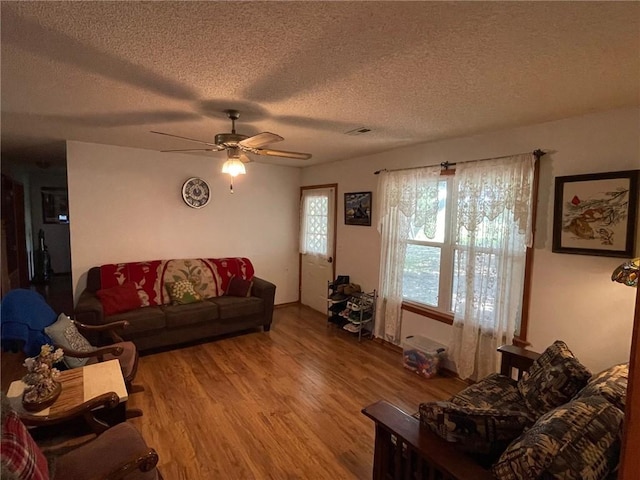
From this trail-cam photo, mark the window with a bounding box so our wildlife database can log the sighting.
[402,176,532,329]
[378,154,537,375]
[300,188,334,258]
[403,179,452,311]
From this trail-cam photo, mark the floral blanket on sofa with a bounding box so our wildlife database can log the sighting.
[98,258,255,307]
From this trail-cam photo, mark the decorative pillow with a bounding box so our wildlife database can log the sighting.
[576,363,628,411]
[44,313,96,369]
[419,401,533,458]
[225,275,253,297]
[517,340,591,418]
[1,410,49,480]
[96,282,141,316]
[492,396,623,480]
[451,373,527,412]
[165,280,202,305]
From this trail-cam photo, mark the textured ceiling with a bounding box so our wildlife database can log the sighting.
[1,1,639,168]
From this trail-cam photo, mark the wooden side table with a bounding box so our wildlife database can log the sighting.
[7,359,129,431]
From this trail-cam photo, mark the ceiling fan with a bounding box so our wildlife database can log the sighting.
[151,109,312,162]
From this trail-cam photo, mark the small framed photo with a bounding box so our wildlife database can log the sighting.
[552,170,639,257]
[41,187,69,224]
[344,191,372,226]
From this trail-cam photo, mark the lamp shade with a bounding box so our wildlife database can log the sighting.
[221,159,246,177]
[611,257,640,287]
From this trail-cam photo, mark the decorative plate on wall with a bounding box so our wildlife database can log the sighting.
[181,177,211,209]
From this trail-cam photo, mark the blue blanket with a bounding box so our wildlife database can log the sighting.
[0,289,56,356]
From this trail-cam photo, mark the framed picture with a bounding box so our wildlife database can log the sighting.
[552,170,639,257]
[41,187,69,224]
[345,191,372,226]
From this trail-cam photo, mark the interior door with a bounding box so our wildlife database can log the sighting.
[300,185,337,314]
[1,174,29,290]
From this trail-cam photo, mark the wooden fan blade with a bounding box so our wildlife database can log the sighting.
[254,148,312,160]
[239,132,283,149]
[150,130,223,149]
[160,148,219,153]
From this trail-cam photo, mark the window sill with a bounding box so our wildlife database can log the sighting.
[401,301,453,325]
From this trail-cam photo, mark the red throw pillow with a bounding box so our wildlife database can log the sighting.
[1,411,49,480]
[226,275,253,297]
[96,282,141,316]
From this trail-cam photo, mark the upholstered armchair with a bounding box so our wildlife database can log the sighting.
[1,289,142,418]
[43,315,143,419]
[1,289,139,393]
[49,318,139,393]
[1,393,161,480]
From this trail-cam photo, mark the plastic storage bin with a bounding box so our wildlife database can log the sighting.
[402,335,447,379]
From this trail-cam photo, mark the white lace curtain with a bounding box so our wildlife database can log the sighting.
[449,154,535,380]
[376,166,440,343]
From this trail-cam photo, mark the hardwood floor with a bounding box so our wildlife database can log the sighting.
[1,303,465,478]
[126,305,465,479]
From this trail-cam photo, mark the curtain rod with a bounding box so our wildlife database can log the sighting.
[373,149,545,175]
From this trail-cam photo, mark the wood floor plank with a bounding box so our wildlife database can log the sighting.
[126,304,466,478]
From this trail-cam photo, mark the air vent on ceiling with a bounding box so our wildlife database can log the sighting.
[344,127,372,136]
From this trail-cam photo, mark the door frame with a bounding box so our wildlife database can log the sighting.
[298,184,338,303]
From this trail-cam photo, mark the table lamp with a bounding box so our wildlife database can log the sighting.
[611,257,639,287]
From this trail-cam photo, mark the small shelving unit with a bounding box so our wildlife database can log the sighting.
[327,281,377,342]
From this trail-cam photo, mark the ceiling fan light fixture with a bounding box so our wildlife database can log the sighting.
[152,109,311,167]
[221,158,246,177]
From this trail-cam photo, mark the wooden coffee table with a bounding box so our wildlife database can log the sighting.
[7,359,128,428]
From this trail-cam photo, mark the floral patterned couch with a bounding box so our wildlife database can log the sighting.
[74,258,276,351]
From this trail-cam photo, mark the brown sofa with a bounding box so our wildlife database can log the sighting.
[74,258,276,352]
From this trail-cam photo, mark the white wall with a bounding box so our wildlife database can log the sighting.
[301,106,640,373]
[67,141,301,305]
